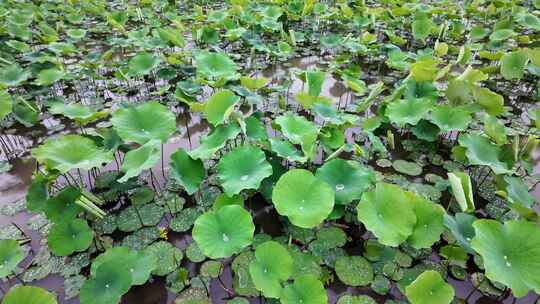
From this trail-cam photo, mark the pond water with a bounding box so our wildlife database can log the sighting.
[1,55,539,304]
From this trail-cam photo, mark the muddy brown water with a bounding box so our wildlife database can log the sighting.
[1,56,540,303]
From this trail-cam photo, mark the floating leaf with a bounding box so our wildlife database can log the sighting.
[91,247,156,286]
[500,50,529,80]
[405,270,454,304]
[249,241,293,298]
[272,169,335,228]
[193,205,254,258]
[392,160,422,176]
[170,148,206,195]
[128,52,160,76]
[316,159,375,205]
[2,286,57,304]
[144,241,183,276]
[48,219,93,256]
[471,219,540,297]
[32,135,113,173]
[386,98,432,126]
[217,145,272,195]
[111,101,176,144]
[80,260,132,304]
[334,256,373,286]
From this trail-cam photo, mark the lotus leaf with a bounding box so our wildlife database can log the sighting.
[48,219,93,256]
[217,145,272,195]
[280,275,328,304]
[144,241,183,276]
[91,247,157,285]
[0,64,30,86]
[32,135,113,173]
[316,159,375,205]
[334,255,373,286]
[0,239,24,278]
[392,160,422,176]
[275,113,319,160]
[405,270,454,304]
[386,98,432,126]
[458,134,512,175]
[80,260,132,304]
[272,169,334,228]
[49,102,108,125]
[128,52,160,76]
[0,90,12,121]
[111,101,176,144]
[204,90,240,126]
[2,286,57,304]
[431,105,471,132]
[500,50,528,80]
[443,213,477,254]
[36,68,64,86]
[189,123,240,159]
[119,140,161,183]
[170,148,206,195]
[471,219,540,297]
[192,205,254,258]
[448,172,475,212]
[195,51,238,83]
[248,241,293,298]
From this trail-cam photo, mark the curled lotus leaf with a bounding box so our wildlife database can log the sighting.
[119,140,161,183]
[32,135,113,173]
[189,123,241,160]
[49,102,108,125]
[217,145,273,195]
[111,101,176,144]
[272,169,335,228]
[170,148,206,195]
[192,205,255,259]
[275,113,319,161]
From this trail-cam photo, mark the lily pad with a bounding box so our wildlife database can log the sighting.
[249,241,293,298]
[144,241,183,276]
[2,286,57,304]
[316,159,375,205]
[170,148,206,195]
[392,160,422,176]
[272,169,335,228]
[192,205,254,258]
[128,52,160,76]
[80,260,132,304]
[280,275,328,304]
[0,240,25,278]
[91,247,156,285]
[334,255,373,286]
[386,98,432,126]
[217,145,273,195]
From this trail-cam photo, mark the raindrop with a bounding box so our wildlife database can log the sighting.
[506,261,512,267]
[299,206,304,211]
[240,175,249,181]
[335,184,345,191]
[222,233,230,242]
[106,284,110,288]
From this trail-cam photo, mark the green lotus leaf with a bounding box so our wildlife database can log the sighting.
[155,27,186,47]
[409,195,445,249]
[212,193,243,210]
[280,275,327,304]
[269,138,307,162]
[217,145,272,195]
[411,119,440,141]
[204,90,240,126]
[2,286,57,304]
[66,28,86,40]
[12,97,38,127]
[193,205,254,258]
[0,240,24,278]
[0,64,30,86]
[0,90,13,121]
[49,102,108,125]
[195,51,239,82]
[471,219,540,297]
[392,160,422,176]
[32,135,113,173]
[275,113,319,160]
[489,29,515,41]
[91,247,157,285]
[117,206,143,232]
[431,105,471,132]
[80,260,132,304]
[144,241,183,276]
[500,50,529,80]
[356,183,416,246]
[412,12,432,41]
[316,158,375,205]
[483,115,507,145]
[44,186,82,223]
[473,87,505,117]
[170,148,206,195]
[334,255,373,286]
[111,101,176,144]
[443,213,477,254]
[128,52,160,76]
[48,218,93,256]
[405,270,454,304]
[36,68,65,86]
[26,172,48,212]
[240,76,270,91]
[410,58,438,82]
[189,123,240,160]
[118,140,160,183]
[386,98,433,126]
[503,176,535,208]
[448,172,474,212]
[248,241,293,298]
[170,208,201,232]
[272,169,334,228]
[306,70,326,97]
[337,295,377,304]
[458,134,512,175]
